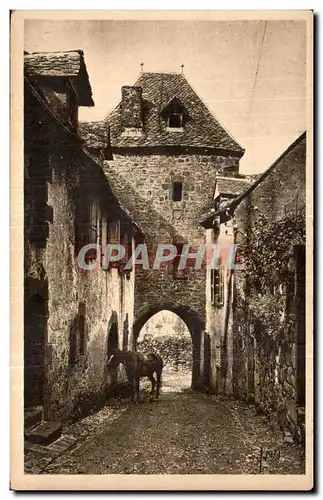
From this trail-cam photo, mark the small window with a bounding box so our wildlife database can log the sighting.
[108,221,120,245]
[172,182,183,202]
[107,221,121,269]
[211,267,225,306]
[74,193,100,259]
[168,113,183,129]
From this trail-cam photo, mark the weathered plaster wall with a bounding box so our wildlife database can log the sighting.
[44,151,135,422]
[205,218,236,394]
[24,88,135,422]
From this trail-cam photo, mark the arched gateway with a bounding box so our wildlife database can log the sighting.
[132,303,205,389]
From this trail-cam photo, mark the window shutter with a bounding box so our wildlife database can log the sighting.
[211,267,225,307]
[75,189,89,255]
[108,221,121,268]
[89,200,99,244]
[101,215,108,263]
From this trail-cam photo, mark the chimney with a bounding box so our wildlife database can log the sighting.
[121,86,143,130]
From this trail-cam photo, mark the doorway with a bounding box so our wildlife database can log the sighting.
[24,294,47,408]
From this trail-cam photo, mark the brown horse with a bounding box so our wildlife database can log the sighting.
[107,350,163,402]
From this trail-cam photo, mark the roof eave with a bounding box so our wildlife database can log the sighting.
[213,131,307,221]
[75,57,94,107]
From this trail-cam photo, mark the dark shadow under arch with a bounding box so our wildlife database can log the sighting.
[107,323,118,357]
[133,302,205,389]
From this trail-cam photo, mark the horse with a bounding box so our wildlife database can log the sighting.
[107,349,163,402]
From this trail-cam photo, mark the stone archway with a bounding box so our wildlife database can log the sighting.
[132,302,205,389]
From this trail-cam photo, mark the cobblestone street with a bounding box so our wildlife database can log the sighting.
[25,372,305,476]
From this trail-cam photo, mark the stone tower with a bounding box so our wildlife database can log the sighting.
[84,71,244,387]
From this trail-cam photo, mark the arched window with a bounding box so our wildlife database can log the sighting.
[107,323,119,357]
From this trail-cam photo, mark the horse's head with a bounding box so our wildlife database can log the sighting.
[107,350,123,367]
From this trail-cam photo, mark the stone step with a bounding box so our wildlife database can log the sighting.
[24,406,43,430]
[25,421,62,446]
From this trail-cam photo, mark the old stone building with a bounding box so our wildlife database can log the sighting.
[81,71,245,388]
[24,50,141,429]
[202,132,306,442]
[200,174,252,392]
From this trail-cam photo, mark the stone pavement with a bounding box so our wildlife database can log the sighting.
[25,372,305,475]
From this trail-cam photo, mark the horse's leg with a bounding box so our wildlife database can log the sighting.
[156,370,162,401]
[148,374,156,400]
[134,377,140,403]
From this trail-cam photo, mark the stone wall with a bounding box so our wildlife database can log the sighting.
[46,155,135,422]
[104,151,239,321]
[230,134,306,442]
[24,85,135,423]
[137,333,192,373]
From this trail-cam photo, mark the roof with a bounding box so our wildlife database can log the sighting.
[106,72,244,153]
[24,50,94,107]
[78,121,110,150]
[200,176,251,225]
[215,176,252,197]
[200,131,307,227]
[25,75,142,235]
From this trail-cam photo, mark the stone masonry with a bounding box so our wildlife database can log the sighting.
[95,71,245,388]
[24,51,138,423]
[202,132,306,443]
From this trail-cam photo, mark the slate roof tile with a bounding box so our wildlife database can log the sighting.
[106,72,244,153]
[24,50,94,106]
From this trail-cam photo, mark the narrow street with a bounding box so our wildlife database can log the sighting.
[28,372,305,476]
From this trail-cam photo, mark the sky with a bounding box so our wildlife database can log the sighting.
[24,19,307,174]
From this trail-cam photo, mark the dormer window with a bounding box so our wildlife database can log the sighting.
[168,113,183,129]
[160,96,188,132]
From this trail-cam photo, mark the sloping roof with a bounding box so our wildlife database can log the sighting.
[219,131,306,219]
[78,121,110,149]
[215,176,251,196]
[106,72,244,153]
[25,75,142,234]
[200,131,307,227]
[24,50,94,107]
[200,176,251,224]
